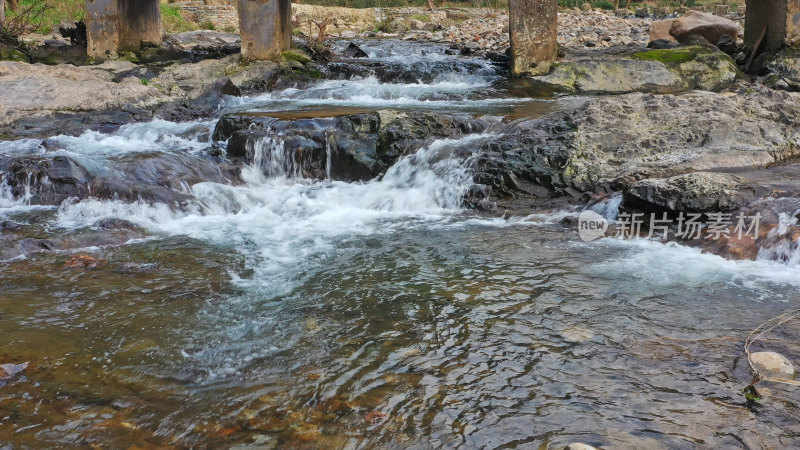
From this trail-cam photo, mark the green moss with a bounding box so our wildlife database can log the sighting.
[0,44,29,63]
[308,69,323,79]
[631,47,708,65]
[281,50,312,64]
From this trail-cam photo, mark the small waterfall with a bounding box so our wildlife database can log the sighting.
[757,212,800,265]
[375,134,491,210]
[0,172,34,208]
[0,175,16,208]
[588,192,622,221]
[242,134,297,183]
[325,132,333,182]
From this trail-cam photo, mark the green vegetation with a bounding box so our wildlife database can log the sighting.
[161,4,198,33]
[5,1,203,34]
[8,0,83,34]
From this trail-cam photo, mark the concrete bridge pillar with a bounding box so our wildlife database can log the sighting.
[745,0,800,54]
[509,0,558,76]
[238,0,291,60]
[86,0,161,60]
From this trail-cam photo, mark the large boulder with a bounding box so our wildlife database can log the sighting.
[0,61,166,136]
[472,88,800,203]
[525,59,685,95]
[623,172,755,213]
[0,152,236,207]
[526,47,739,95]
[669,10,739,44]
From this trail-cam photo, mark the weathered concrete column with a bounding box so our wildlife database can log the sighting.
[745,0,800,54]
[86,0,162,60]
[118,0,161,50]
[238,0,291,60]
[509,0,558,76]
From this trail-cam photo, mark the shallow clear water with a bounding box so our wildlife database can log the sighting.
[2,41,800,449]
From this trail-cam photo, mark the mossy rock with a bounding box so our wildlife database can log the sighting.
[282,49,312,65]
[632,46,739,70]
[632,46,709,64]
[764,46,800,90]
[522,59,686,95]
[633,46,742,90]
[0,43,30,63]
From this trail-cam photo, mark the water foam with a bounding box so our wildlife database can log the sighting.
[56,134,495,284]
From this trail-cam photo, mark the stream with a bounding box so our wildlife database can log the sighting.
[2,40,800,448]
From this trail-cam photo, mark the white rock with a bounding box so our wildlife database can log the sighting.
[564,444,599,450]
[750,351,796,379]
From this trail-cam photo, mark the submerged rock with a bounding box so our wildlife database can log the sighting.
[0,152,237,206]
[750,351,796,379]
[342,42,368,58]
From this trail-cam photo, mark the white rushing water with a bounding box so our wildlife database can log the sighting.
[55,133,494,288]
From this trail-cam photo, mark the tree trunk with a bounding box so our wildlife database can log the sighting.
[613,0,619,11]
[426,0,434,12]
[7,0,14,11]
[625,0,632,8]
[0,0,5,30]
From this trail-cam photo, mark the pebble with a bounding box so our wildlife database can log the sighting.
[393,9,650,55]
[299,9,652,56]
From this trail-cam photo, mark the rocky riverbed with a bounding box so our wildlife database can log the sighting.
[4,7,800,448]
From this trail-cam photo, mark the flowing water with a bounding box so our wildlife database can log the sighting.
[2,41,800,449]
